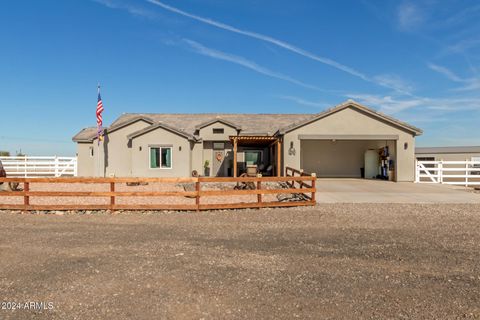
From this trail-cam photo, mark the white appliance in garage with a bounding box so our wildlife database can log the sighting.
[364,150,379,179]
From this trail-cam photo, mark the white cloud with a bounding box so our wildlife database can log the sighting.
[428,63,480,91]
[373,74,413,95]
[277,96,328,108]
[427,63,464,82]
[447,38,480,54]
[93,0,156,18]
[347,94,424,114]
[397,2,424,31]
[146,0,411,94]
[183,39,320,90]
[347,93,480,114]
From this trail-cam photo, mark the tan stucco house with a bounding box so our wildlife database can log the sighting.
[72,100,422,181]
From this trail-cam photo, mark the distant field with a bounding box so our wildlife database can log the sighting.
[1,204,479,319]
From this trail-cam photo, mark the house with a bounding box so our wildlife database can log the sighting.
[72,100,423,181]
[416,146,480,162]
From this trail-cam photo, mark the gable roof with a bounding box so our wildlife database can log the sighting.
[127,122,196,141]
[110,113,312,136]
[72,127,98,142]
[107,115,154,133]
[72,116,155,142]
[194,117,242,131]
[278,100,423,136]
[72,100,423,142]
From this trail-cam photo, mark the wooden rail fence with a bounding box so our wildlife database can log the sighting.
[285,167,316,201]
[0,175,316,212]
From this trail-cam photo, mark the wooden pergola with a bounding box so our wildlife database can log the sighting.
[229,136,282,177]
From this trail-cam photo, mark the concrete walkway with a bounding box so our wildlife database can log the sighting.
[316,179,480,203]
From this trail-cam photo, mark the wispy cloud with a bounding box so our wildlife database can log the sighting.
[427,63,464,82]
[93,0,156,18]
[183,39,320,90]
[146,0,411,94]
[276,95,328,108]
[447,38,480,54]
[428,63,480,91]
[396,1,424,31]
[443,4,480,27]
[347,93,480,114]
[373,74,414,94]
[346,94,425,114]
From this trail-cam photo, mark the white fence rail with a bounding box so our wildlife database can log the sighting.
[0,156,77,178]
[416,160,480,186]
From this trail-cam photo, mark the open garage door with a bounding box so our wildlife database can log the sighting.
[300,139,396,179]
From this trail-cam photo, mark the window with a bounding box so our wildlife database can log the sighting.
[213,128,224,134]
[213,142,225,150]
[150,146,172,169]
[245,150,262,166]
[89,147,94,157]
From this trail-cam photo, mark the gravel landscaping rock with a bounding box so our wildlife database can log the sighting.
[0,204,479,319]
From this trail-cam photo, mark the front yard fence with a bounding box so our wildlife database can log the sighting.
[0,156,77,178]
[416,160,480,186]
[0,175,316,212]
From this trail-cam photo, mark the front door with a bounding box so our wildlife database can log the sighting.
[213,149,225,176]
[212,142,226,177]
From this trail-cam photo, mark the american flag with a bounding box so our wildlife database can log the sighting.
[96,86,104,143]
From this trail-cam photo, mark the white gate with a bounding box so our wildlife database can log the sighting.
[415,160,480,186]
[0,156,78,177]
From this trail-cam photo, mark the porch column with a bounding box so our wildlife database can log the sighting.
[276,138,281,177]
[233,137,238,177]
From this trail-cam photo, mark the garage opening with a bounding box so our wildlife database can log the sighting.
[300,139,397,180]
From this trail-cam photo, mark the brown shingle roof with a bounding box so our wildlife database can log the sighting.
[110,113,312,136]
[72,100,423,142]
[72,127,98,142]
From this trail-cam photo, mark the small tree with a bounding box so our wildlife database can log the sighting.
[0,151,10,156]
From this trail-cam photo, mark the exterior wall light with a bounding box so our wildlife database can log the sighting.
[288,141,296,156]
[404,142,408,150]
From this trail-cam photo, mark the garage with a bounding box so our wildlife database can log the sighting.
[281,101,423,182]
[300,137,397,179]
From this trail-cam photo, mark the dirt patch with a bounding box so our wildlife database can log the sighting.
[1,204,480,319]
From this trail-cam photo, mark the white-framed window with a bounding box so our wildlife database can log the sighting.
[149,146,172,169]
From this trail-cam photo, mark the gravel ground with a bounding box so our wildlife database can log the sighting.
[1,204,480,319]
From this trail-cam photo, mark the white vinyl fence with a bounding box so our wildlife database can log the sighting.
[0,156,77,178]
[415,160,480,186]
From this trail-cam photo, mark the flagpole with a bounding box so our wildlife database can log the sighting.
[97,83,101,177]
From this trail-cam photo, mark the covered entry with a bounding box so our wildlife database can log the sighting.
[230,136,282,177]
[299,135,397,180]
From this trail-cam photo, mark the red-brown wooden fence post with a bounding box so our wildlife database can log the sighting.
[311,173,316,204]
[257,174,262,204]
[110,182,115,214]
[24,181,30,213]
[195,180,200,212]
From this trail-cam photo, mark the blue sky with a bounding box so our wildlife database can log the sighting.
[0,0,479,156]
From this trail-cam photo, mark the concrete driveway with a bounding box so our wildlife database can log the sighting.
[316,179,480,203]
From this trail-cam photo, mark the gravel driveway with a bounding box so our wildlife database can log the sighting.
[1,204,479,319]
